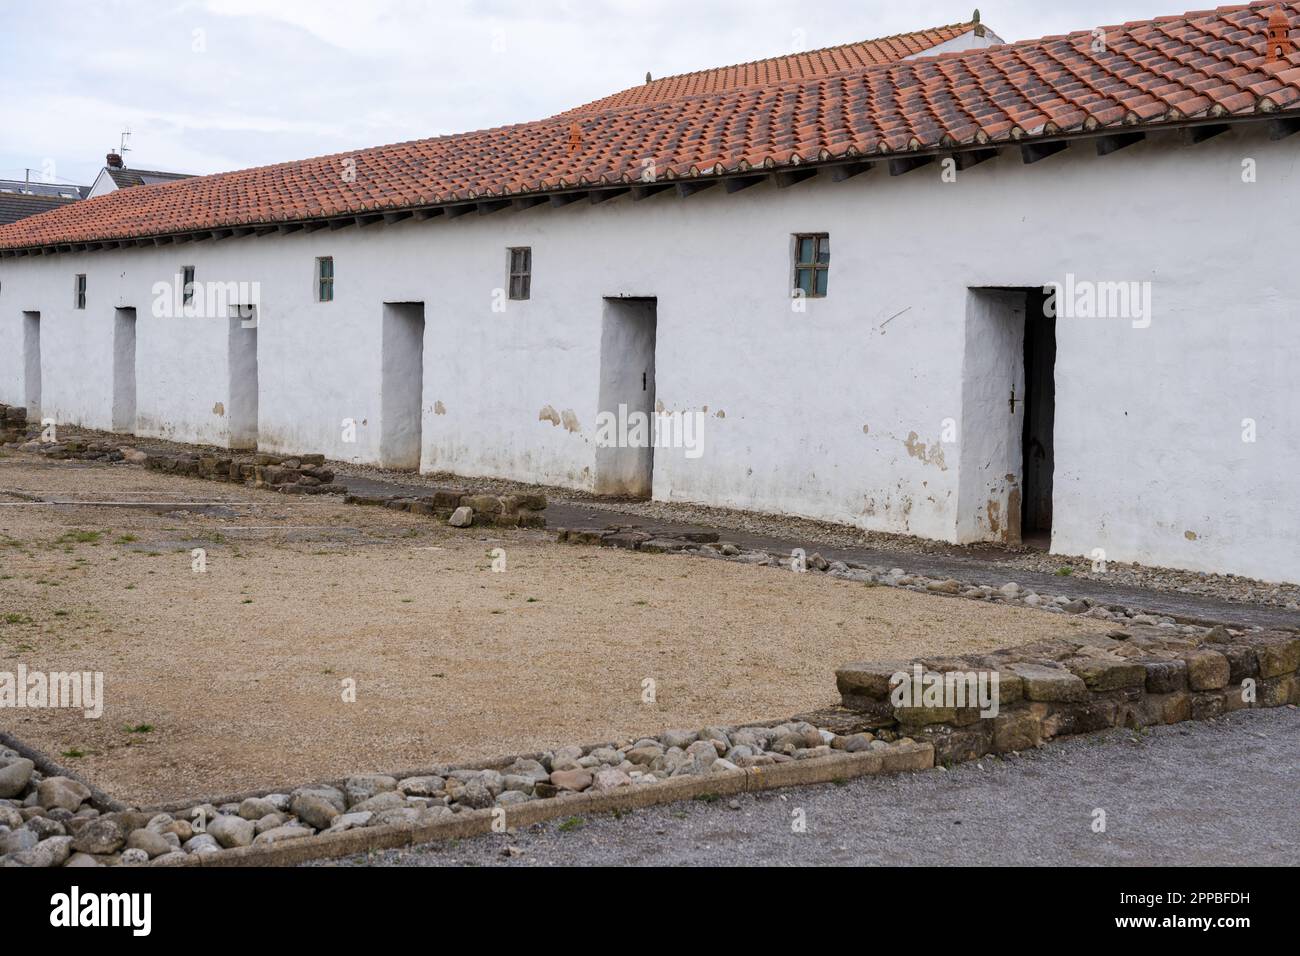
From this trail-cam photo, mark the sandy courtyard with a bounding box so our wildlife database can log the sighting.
[0,452,1110,805]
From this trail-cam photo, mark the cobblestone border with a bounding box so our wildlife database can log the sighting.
[157,745,936,867]
[557,525,1289,631]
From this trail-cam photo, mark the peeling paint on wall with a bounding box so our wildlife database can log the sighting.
[211,402,224,416]
[903,431,947,471]
[986,499,1002,535]
[538,405,560,426]
[434,400,446,415]
[560,409,581,433]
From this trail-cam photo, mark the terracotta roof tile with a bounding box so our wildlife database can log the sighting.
[558,22,980,115]
[3,2,1300,253]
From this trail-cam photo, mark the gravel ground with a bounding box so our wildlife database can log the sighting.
[31,430,1300,610]
[0,453,1108,806]
[330,461,1300,611]
[325,707,1300,867]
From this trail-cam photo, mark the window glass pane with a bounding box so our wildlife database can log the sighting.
[816,238,830,264]
[815,268,829,296]
[798,238,814,264]
[796,268,813,295]
[520,276,530,299]
[522,248,531,271]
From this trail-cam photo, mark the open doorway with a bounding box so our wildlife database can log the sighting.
[1021,290,1056,547]
[959,288,1056,547]
[112,308,137,433]
[380,302,425,470]
[227,306,259,449]
[22,311,40,417]
[596,296,657,498]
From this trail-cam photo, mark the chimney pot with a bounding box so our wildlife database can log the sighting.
[106,152,123,168]
[1267,8,1292,63]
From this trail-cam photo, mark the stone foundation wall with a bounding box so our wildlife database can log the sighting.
[0,403,29,444]
[834,625,1300,765]
[142,450,342,495]
[346,492,547,529]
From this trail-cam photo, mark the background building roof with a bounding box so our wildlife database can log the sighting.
[2,2,1298,253]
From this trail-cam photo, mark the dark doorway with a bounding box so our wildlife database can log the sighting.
[1021,290,1056,545]
[596,296,657,498]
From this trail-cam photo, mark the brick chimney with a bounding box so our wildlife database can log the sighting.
[1267,7,1293,63]
[106,152,124,169]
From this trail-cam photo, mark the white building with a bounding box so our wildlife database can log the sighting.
[85,153,192,200]
[1,6,1298,583]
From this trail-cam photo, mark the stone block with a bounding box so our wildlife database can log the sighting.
[1220,645,1259,683]
[1064,657,1147,691]
[1039,699,1118,737]
[1254,636,1300,679]
[1141,659,1187,694]
[1220,684,1251,713]
[907,725,987,765]
[461,495,503,515]
[1010,663,1089,702]
[1258,674,1299,707]
[1182,649,1230,690]
[991,711,1042,752]
[1189,692,1225,721]
[836,661,912,701]
[879,742,935,773]
[429,490,465,510]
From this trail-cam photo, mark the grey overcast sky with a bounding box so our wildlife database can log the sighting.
[0,0,1205,187]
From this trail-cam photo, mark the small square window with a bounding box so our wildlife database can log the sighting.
[181,265,196,305]
[508,246,531,300]
[792,234,830,298]
[74,274,86,309]
[316,256,334,302]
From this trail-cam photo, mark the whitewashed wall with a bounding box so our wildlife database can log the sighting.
[1,125,1296,582]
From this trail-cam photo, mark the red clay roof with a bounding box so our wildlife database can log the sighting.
[3,2,1300,253]
[559,22,981,115]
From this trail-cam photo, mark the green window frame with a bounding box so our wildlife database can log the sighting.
[508,247,531,300]
[316,256,334,302]
[792,234,830,298]
[74,274,86,309]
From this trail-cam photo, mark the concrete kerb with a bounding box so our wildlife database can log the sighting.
[150,746,933,867]
[142,718,803,815]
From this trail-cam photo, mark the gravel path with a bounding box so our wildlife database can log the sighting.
[330,707,1300,867]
